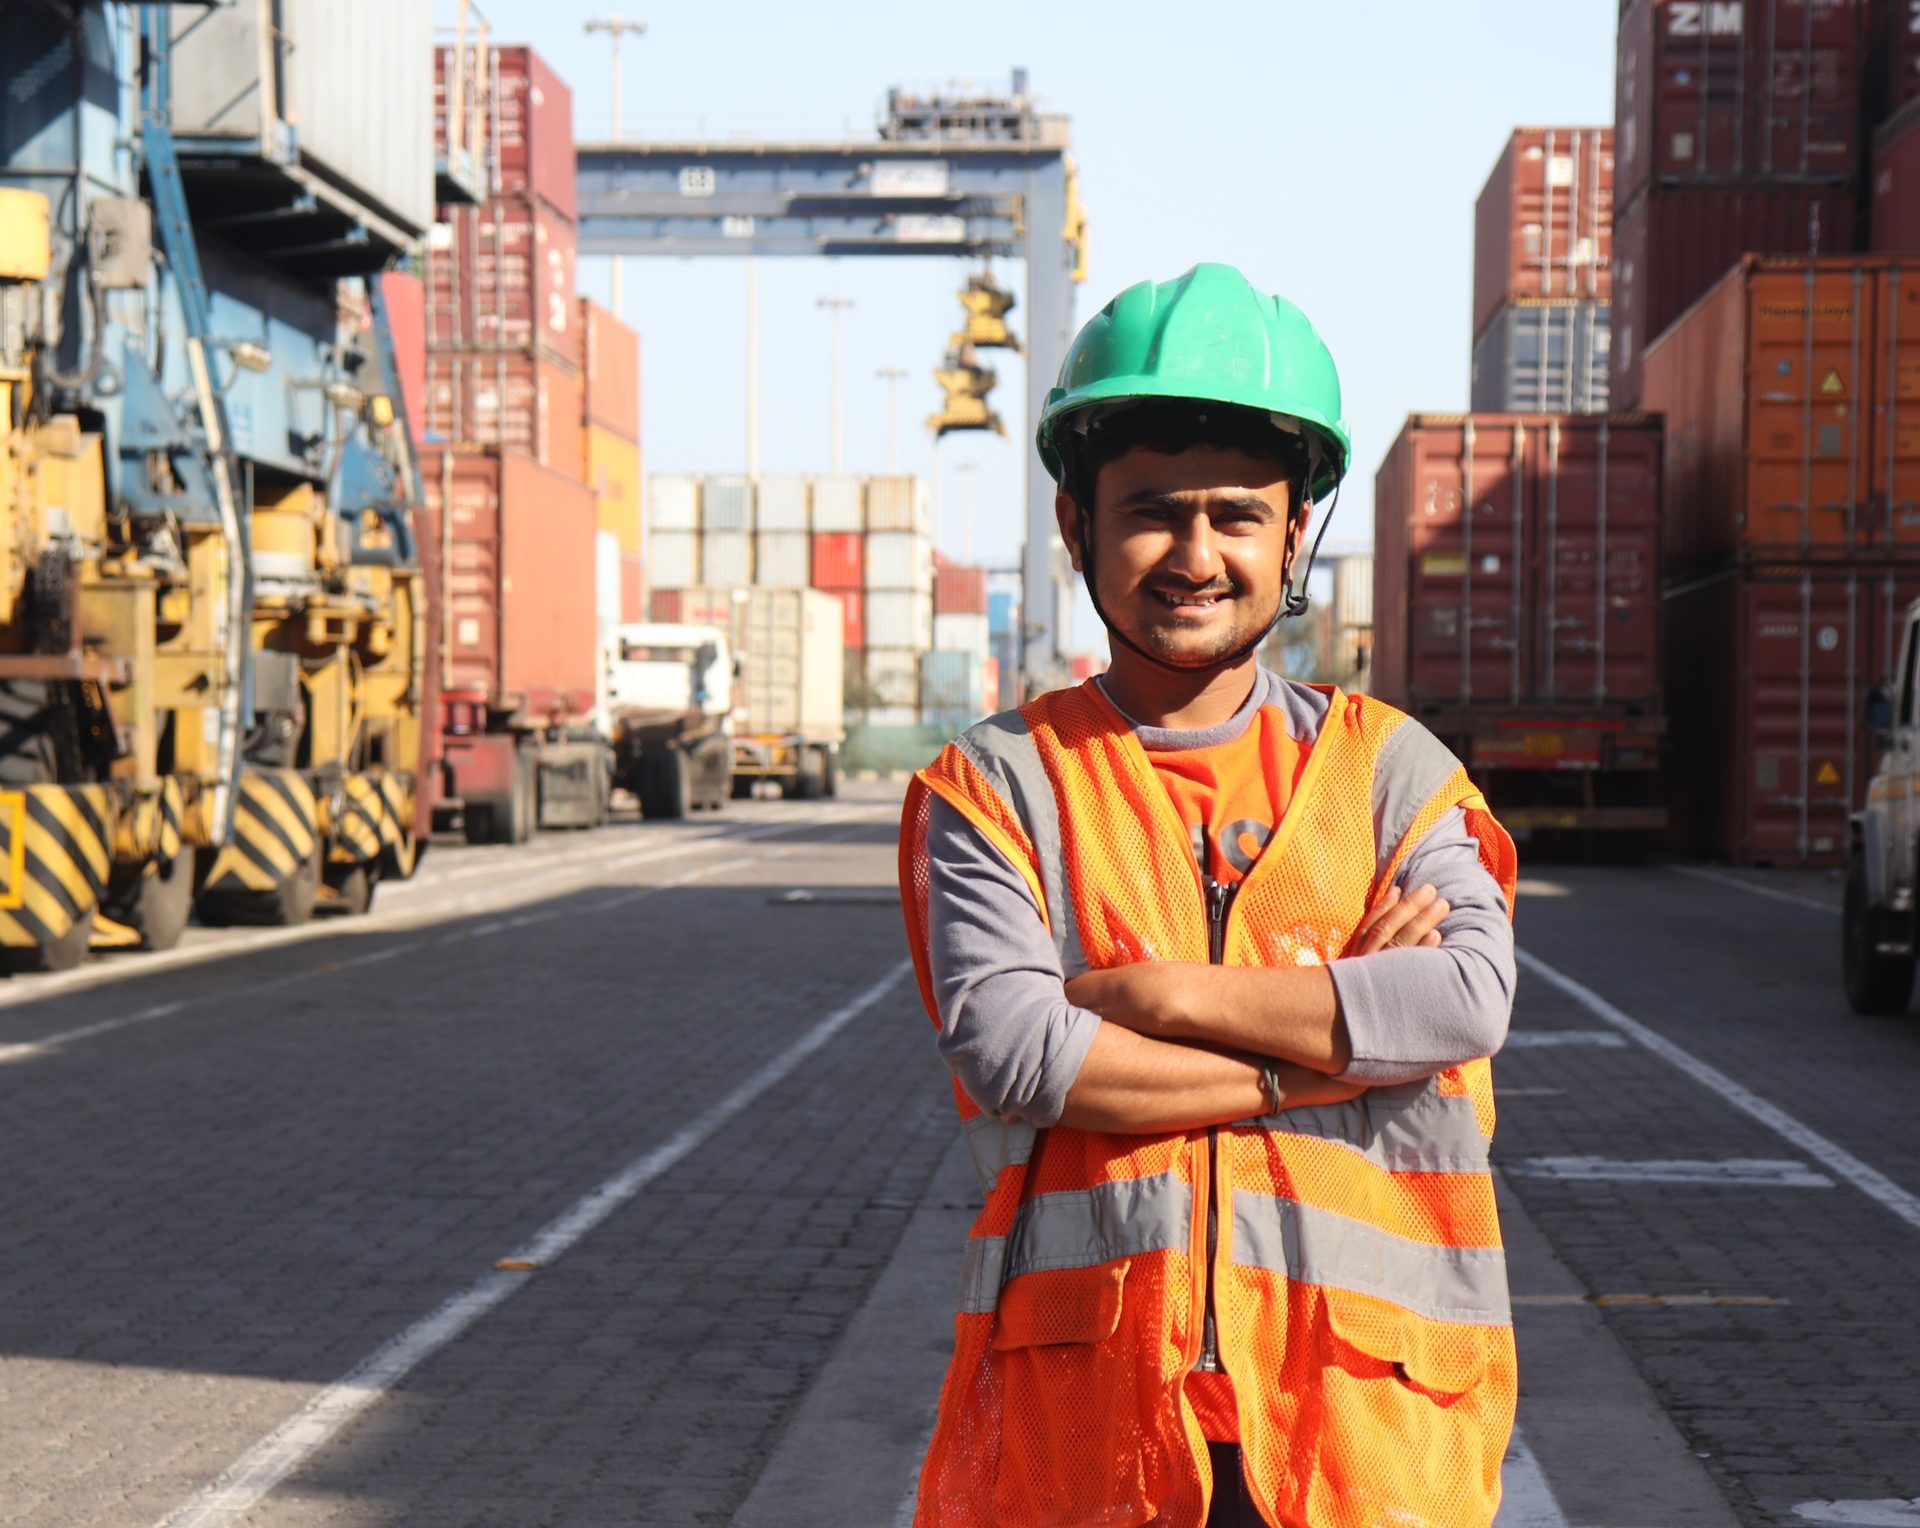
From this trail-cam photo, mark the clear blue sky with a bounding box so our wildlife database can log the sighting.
[454,0,1618,652]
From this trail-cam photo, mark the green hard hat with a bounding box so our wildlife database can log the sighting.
[1037,262,1350,502]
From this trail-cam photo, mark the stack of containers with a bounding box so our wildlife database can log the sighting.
[988,588,1020,710]
[579,298,644,621]
[1647,255,1920,865]
[1610,0,1864,407]
[864,476,934,725]
[925,554,994,730]
[754,477,813,588]
[647,475,701,587]
[425,46,584,478]
[1868,0,1920,258]
[811,475,867,658]
[701,476,755,586]
[1471,128,1613,413]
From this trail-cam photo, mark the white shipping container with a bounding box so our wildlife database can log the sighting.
[741,588,845,739]
[754,531,811,588]
[1332,555,1375,631]
[650,531,700,588]
[649,475,701,531]
[864,648,921,708]
[703,475,755,532]
[866,475,933,533]
[756,475,811,531]
[865,531,934,593]
[702,530,753,586]
[812,475,865,531]
[933,613,991,655]
[863,706,921,728]
[867,591,934,650]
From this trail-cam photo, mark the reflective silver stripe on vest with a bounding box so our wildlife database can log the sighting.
[954,714,1090,980]
[1231,1192,1511,1326]
[1246,1076,1493,1174]
[1371,716,1467,887]
[963,1113,1037,1195]
[955,1169,1193,1314]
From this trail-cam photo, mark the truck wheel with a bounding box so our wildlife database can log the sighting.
[0,904,96,974]
[323,862,374,917]
[792,747,828,801]
[821,748,839,800]
[199,851,319,928]
[1843,854,1915,1015]
[101,853,194,951]
[641,748,691,820]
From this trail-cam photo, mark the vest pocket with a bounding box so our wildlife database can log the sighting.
[1322,1293,1492,1400]
[992,1259,1129,1350]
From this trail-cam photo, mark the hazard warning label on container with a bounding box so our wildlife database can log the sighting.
[1819,369,1845,395]
[1815,761,1841,786]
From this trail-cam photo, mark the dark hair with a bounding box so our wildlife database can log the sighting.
[1057,399,1311,516]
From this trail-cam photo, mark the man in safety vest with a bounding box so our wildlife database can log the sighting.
[898,263,1520,1528]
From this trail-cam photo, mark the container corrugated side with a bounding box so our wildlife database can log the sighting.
[934,562,990,614]
[426,196,578,363]
[703,476,754,532]
[1470,301,1611,413]
[828,590,865,651]
[933,613,991,654]
[701,531,753,586]
[989,591,1018,635]
[753,532,811,587]
[422,350,583,480]
[812,475,865,531]
[867,591,934,650]
[1869,0,1920,124]
[1871,97,1920,253]
[756,476,811,531]
[380,272,428,446]
[649,475,700,531]
[864,649,921,707]
[649,532,699,589]
[579,299,640,440]
[1332,557,1374,631]
[866,475,932,533]
[585,425,641,553]
[920,651,989,712]
[866,531,934,592]
[436,45,578,220]
[811,533,863,591]
[1473,127,1614,341]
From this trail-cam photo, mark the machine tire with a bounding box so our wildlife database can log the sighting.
[324,862,374,917]
[102,853,194,951]
[1843,854,1915,1016]
[0,904,96,974]
[647,747,691,820]
[821,747,838,799]
[199,850,321,928]
[462,801,496,846]
[793,747,828,801]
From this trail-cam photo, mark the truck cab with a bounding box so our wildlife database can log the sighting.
[1847,597,1920,1014]
[606,623,736,819]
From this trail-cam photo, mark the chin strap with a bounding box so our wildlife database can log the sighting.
[1281,476,1342,619]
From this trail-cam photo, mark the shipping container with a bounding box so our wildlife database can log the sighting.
[701,530,753,586]
[426,196,578,363]
[650,531,699,588]
[703,476,754,532]
[1666,560,1919,863]
[867,590,935,650]
[989,590,1019,635]
[1612,182,1854,404]
[1070,655,1108,682]
[585,425,642,554]
[1641,256,1920,568]
[754,531,811,587]
[381,272,429,446]
[417,449,599,722]
[829,589,866,652]
[935,559,990,614]
[864,649,922,708]
[1332,555,1375,631]
[739,589,845,740]
[921,651,992,714]
[649,475,701,531]
[812,475,865,532]
[867,475,934,533]
[1614,0,1863,203]
[811,532,865,591]
[990,630,1020,706]
[866,531,935,592]
[757,476,812,531]
[422,349,584,480]
[1473,127,1613,341]
[436,45,577,219]
[1868,0,1920,124]
[621,550,646,625]
[648,586,739,628]
[934,613,992,654]
[1871,97,1920,254]
[579,299,641,440]
[1471,301,1612,413]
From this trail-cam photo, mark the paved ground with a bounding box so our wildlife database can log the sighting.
[3,788,1918,1526]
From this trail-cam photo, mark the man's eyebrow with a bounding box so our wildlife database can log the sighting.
[1111,489,1278,516]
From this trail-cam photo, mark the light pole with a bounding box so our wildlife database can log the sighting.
[876,367,907,473]
[953,461,977,565]
[584,15,646,317]
[817,296,853,473]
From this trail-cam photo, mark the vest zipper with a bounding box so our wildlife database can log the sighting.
[1195,873,1236,1373]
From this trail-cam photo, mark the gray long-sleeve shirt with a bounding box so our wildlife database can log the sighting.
[924,672,1517,1126]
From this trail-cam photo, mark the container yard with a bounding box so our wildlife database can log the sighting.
[13,7,1920,1528]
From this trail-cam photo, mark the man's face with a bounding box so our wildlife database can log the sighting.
[1058,444,1301,669]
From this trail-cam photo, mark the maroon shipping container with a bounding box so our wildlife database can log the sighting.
[379,272,428,447]
[435,45,576,219]
[1611,181,1854,405]
[422,349,584,482]
[1666,560,1920,863]
[1868,0,1920,124]
[810,533,864,592]
[1473,127,1614,341]
[934,561,989,615]
[417,449,599,724]
[1871,97,1920,253]
[426,196,577,364]
[579,299,641,441]
[1615,0,1863,202]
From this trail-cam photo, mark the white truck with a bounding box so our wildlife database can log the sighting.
[605,624,737,819]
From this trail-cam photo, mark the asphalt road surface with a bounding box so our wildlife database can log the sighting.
[3,787,1917,1527]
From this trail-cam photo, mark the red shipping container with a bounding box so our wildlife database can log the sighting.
[1615,0,1863,202]
[619,550,646,624]
[934,561,989,615]
[416,449,599,723]
[1373,414,1664,712]
[423,349,584,483]
[1871,98,1920,253]
[435,45,576,219]
[1640,256,1920,567]
[1665,560,1918,863]
[1868,0,1920,124]
[1611,182,1854,405]
[426,197,577,364]
[379,272,428,446]
[810,533,864,591]
[829,589,865,652]
[580,299,641,441]
[1473,127,1614,341]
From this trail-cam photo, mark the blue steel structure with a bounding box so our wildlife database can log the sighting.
[574,80,1086,690]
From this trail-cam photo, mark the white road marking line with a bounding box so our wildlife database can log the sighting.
[1670,863,1840,915]
[1793,1500,1920,1525]
[153,959,914,1528]
[1515,1156,1834,1188]
[1502,1030,1629,1049]
[1494,1428,1572,1527]
[1517,948,1920,1235]
[0,1000,183,1063]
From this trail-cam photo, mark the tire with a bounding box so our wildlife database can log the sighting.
[1843,854,1915,1016]
[821,747,838,800]
[101,853,194,951]
[323,862,374,917]
[513,750,537,842]
[199,850,320,928]
[649,747,691,820]
[0,904,96,974]
[462,801,496,846]
[793,747,827,801]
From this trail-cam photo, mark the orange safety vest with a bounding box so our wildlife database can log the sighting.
[898,679,1519,1528]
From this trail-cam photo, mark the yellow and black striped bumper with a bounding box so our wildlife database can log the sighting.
[0,785,112,950]
[202,768,318,896]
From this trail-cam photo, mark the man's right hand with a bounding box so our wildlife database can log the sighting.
[1349,883,1450,955]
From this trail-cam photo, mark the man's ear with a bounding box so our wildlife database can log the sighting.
[1054,490,1086,573]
